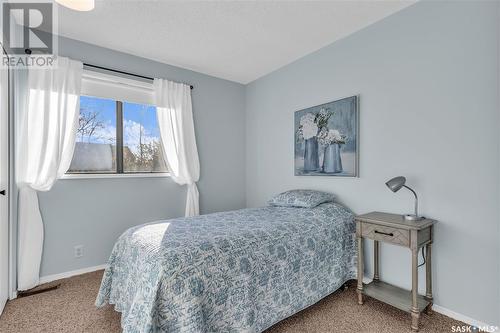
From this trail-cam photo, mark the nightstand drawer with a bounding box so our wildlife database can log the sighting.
[361,223,409,247]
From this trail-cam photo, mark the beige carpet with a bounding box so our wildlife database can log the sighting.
[0,270,463,333]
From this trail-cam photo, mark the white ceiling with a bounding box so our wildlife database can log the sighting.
[55,1,416,84]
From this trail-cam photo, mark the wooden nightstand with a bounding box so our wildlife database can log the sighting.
[355,212,436,332]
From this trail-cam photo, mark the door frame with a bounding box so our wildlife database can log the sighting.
[0,51,10,315]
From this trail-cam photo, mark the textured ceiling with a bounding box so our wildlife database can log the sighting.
[55,1,416,84]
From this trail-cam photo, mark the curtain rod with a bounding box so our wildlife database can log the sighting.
[83,63,194,90]
[22,49,194,90]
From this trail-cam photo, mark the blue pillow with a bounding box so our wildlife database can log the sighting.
[268,189,335,208]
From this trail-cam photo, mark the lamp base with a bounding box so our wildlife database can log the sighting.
[404,214,424,221]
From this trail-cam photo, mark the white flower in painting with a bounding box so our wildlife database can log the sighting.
[299,113,318,140]
[330,129,342,142]
[302,123,318,140]
[300,113,315,127]
[318,128,346,145]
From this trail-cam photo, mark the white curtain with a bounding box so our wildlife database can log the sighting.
[154,79,200,217]
[16,57,82,290]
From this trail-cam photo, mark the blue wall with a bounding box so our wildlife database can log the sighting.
[37,36,247,277]
[245,1,499,326]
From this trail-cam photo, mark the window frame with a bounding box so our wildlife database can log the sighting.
[61,172,170,180]
[64,73,170,179]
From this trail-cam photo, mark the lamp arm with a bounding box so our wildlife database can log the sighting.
[403,185,419,217]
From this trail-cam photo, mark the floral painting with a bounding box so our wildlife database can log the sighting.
[295,96,358,177]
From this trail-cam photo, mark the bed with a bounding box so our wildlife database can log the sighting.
[96,201,356,333]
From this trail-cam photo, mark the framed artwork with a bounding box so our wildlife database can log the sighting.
[294,95,358,177]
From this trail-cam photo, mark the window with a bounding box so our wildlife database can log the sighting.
[67,95,168,175]
[122,101,167,173]
[70,96,117,173]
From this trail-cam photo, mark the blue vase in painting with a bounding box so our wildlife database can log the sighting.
[323,143,343,173]
[303,137,319,172]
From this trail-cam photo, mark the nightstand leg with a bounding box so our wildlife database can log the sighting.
[411,247,420,331]
[373,240,379,281]
[425,242,433,314]
[357,235,364,305]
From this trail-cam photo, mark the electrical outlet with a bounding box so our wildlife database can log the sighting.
[74,245,84,258]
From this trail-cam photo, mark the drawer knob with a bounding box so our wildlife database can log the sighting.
[374,230,394,237]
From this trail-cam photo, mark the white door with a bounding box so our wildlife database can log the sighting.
[0,64,8,315]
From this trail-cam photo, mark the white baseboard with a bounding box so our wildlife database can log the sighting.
[38,264,107,285]
[431,304,496,330]
[360,277,496,329]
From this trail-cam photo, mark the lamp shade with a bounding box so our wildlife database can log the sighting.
[385,176,406,192]
[55,0,95,11]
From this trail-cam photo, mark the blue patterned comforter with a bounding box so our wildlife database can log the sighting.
[96,203,356,333]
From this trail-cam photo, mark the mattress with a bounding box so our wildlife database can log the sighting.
[96,202,356,332]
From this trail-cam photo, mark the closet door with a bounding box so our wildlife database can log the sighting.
[0,63,9,316]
